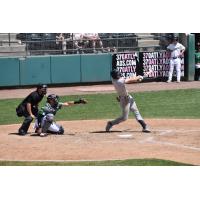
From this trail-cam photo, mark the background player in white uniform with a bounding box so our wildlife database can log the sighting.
[166,34,185,83]
[106,69,151,133]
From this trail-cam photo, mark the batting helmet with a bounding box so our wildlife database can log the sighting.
[47,94,59,104]
[110,69,121,79]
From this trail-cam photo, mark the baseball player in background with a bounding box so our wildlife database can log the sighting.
[166,34,185,83]
[105,69,151,133]
[34,94,87,137]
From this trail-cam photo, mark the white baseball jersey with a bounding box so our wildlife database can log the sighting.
[73,33,83,40]
[112,77,128,97]
[167,42,185,58]
[83,33,98,39]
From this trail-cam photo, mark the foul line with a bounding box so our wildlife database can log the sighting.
[140,129,200,152]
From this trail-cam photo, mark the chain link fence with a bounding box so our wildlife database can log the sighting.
[0,33,171,57]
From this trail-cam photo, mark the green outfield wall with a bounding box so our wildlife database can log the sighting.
[19,56,51,85]
[0,53,112,87]
[81,54,112,82]
[0,57,20,86]
[51,55,81,84]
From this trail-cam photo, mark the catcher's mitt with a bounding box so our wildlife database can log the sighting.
[74,98,88,104]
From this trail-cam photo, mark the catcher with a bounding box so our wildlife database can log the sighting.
[34,94,87,137]
[106,69,151,133]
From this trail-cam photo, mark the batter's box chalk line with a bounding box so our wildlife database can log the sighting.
[156,129,200,136]
[139,135,200,152]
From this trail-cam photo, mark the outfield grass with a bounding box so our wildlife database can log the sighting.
[0,159,193,166]
[0,88,200,125]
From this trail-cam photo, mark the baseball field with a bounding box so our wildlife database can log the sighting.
[0,81,200,166]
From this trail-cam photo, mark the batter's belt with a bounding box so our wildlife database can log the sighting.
[171,56,181,59]
[118,95,131,104]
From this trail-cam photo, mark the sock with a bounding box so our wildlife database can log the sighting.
[138,120,147,129]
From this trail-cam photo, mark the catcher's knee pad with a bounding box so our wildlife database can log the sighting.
[46,113,54,123]
[58,126,64,134]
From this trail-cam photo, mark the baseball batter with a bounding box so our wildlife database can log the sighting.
[34,94,87,137]
[166,34,185,83]
[106,69,151,133]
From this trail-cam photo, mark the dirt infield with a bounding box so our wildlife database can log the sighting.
[0,119,200,165]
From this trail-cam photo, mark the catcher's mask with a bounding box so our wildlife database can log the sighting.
[37,84,47,95]
[47,94,59,105]
[110,69,122,79]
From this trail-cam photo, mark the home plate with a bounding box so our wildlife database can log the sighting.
[117,134,134,139]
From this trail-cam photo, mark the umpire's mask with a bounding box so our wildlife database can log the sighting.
[37,84,48,95]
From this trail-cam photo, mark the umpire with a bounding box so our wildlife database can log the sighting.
[16,84,47,136]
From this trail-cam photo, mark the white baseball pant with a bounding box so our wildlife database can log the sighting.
[110,95,143,125]
[168,58,181,82]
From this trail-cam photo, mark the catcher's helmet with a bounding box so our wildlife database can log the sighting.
[47,94,59,104]
[110,69,121,79]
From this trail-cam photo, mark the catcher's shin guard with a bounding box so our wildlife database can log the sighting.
[42,121,51,133]
[58,126,64,134]
[42,114,54,133]
[45,125,64,135]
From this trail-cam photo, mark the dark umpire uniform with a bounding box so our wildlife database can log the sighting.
[16,84,47,135]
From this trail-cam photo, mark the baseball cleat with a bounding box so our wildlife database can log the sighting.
[106,121,113,132]
[40,132,48,137]
[142,126,151,133]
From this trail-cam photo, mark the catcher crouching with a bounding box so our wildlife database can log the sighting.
[34,94,87,137]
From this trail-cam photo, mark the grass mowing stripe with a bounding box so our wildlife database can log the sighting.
[0,88,199,125]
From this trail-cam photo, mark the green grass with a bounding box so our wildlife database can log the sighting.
[0,159,193,166]
[0,88,200,125]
